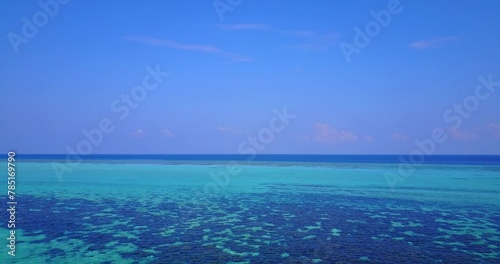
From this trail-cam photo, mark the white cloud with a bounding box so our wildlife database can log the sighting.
[487,123,500,139]
[364,136,374,142]
[313,122,358,144]
[123,35,253,62]
[217,24,338,52]
[130,129,145,138]
[391,132,408,141]
[161,129,175,138]
[447,127,477,140]
[216,126,239,134]
[217,23,272,31]
[409,36,457,50]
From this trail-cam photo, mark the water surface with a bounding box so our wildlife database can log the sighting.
[1,155,499,263]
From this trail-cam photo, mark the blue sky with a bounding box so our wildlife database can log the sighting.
[1,0,500,154]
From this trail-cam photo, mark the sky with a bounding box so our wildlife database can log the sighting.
[1,0,500,154]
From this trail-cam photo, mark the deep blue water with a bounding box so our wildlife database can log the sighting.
[14,191,499,263]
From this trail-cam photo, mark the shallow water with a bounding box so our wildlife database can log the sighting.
[1,156,499,263]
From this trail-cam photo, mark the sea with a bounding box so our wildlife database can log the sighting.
[1,154,499,263]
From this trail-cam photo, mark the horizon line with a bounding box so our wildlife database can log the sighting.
[6,153,500,156]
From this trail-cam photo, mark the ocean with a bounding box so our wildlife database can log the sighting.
[1,155,499,263]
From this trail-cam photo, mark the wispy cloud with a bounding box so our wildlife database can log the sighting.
[217,23,272,31]
[313,122,358,144]
[123,36,220,53]
[447,127,477,140]
[364,136,375,142]
[161,129,175,138]
[217,23,338,52]
[280,30,317,38]
[130,129,145,138]
[409,36,457,50]
[487,123,500,139]
[123,35,253,62]
[391,132,409,141]
[283,31,337,51]
[217,23,317,36]
[216,126,239,134]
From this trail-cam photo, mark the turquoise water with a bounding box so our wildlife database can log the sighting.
[1,156,499,263]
